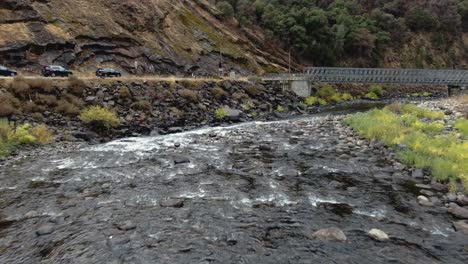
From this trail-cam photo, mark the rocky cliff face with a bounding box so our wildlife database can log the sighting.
[0,0,289,75]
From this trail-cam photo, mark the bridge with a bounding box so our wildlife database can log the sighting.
[264,67,468,97]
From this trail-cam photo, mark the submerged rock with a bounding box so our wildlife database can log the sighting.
[311,227,347,242]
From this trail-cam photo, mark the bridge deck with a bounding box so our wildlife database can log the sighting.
[264,67,468,86]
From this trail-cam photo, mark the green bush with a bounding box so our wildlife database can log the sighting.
[215,107,229,120]
[369,85,384,97]
[316,85,338,101]
[79,106,120,129]
[305,96,319,106]
[364,92,380,100]
[0,119,54,157]
[277,105,285,112]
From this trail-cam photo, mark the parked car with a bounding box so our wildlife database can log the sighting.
[42,65,73,77]
[96,68,121,77]
[0,65,17,77]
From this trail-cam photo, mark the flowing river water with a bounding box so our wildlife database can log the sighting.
[0,112,467,263]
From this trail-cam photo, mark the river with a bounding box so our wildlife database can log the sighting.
[0,113,466,263]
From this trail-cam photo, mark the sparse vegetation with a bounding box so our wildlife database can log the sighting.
[0,119,54,157]
[277,105,285,112]
[133,100,152,111]
[211,87,228,100]
[55,99,80,116]
[68,76,87,95]
[345,104,467,189]
[179,89,200,103]
[79,106,120,130]
[455,119,468,138]
[119,87,132,99]
[215,107,229,120]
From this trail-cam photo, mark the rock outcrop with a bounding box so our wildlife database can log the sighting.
[0,0,289,75]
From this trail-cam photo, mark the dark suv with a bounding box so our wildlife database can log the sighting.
[42,65,73,77]
[96,68,121,77]
[0,65,17,77]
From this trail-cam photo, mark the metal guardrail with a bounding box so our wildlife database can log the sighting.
[264,67,468,86]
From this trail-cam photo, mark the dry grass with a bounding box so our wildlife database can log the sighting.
[9,76,31,97]
[244,85,259,96]
[68,76,87,95]
[133,100,152,111]
[178,89,200,103]
[31,113,45,121]
[453,95,468,118]
[35,94,58,107]
[119,86,132,99]
[0,93,21,117]
[233,92,250,101]
[169,107,185,119]
[27,78,55,93]
[55,99,80,116]
[23,101,46,113]
[157,90,175,100]
[63,94,85,108]
[211,87,228,100]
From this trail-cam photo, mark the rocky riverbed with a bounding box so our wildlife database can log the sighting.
[1,101,467,263]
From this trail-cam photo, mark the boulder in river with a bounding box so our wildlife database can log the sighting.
[453,220,468,235]
[36,225,55,236]
[311,227,347,242]
[448,203,468,219]
[417,196,433,207]
[456,195,468,206]
[368,229,389,241]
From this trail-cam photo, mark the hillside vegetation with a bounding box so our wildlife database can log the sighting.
[213,0,468,69]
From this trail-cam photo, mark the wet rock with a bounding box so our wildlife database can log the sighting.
[446,193,458,203]
[417,196,433,207]
[36,225,55,236]
[430,181,448,192]
[456,195,468,206]
[420,190,434,197]
[259,144,272,151]
[453,220,468,234]
[311,227,347,242]
[448,203,468,219]
[368,229,389,241]
[115,221,136,231]
[73,131,98,142]
[159,198,184,208]
[415,184,432,190]
[174,143,181,148]
[173,156,190,165]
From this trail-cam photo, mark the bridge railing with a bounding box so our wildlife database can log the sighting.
[264,67,468,86]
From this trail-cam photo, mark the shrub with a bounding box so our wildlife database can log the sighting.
[305,96,319,106]
[318,98,328,106]
[178,89,200,103]
[364,92,380,100]
[119,86,132,99]
[63,94,85,108]
[9,76,31,97]
[0,93,20,117]
[277,105,285,112]
[369,85,384,97]
[27,78,55,93]
[245,85,259,96]
[133,100,152,111]
[316,85,338,101]
[211,87,228,100]
[215,107,229,120]
[55,99,80,116]
[341,93,353,101]
[31,124,54,144]
[35,94,58,107]
[423,92,432,97]
[233,92,250,101]
[68,76,87,95]
[79,106,120,129]
[0,119,54,157]
[32,113,45,121]
[24,101,47,113]
[169,107,184,119]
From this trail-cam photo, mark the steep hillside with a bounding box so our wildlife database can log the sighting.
[0,0,290,74]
